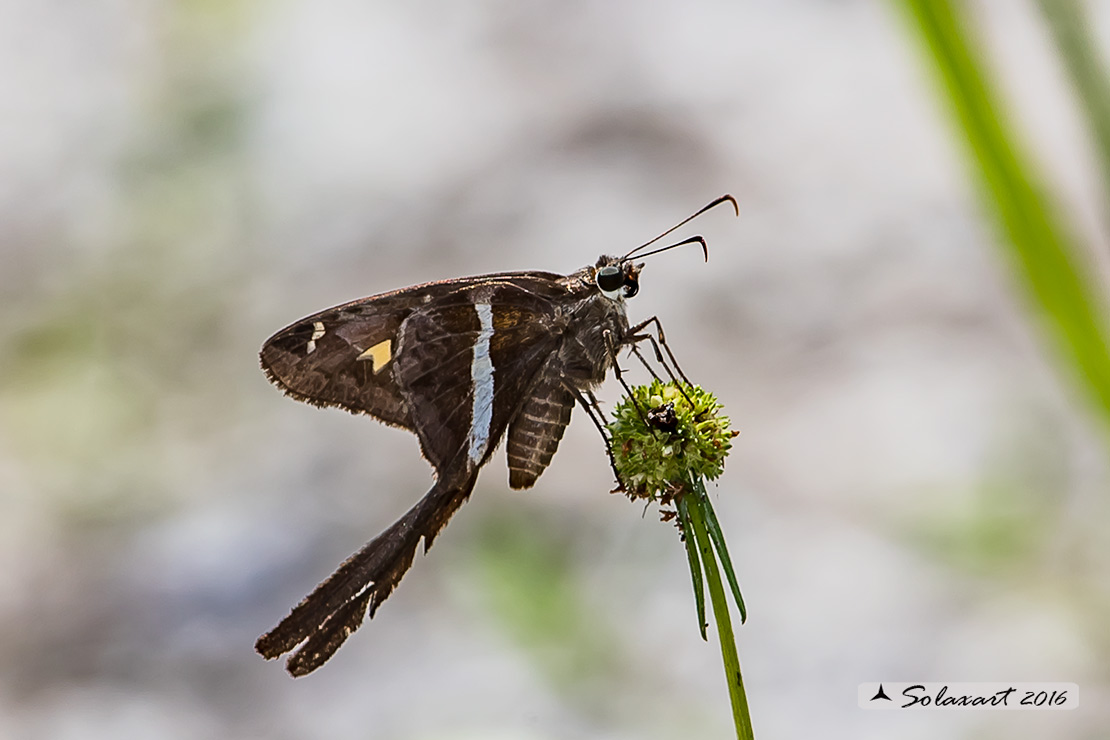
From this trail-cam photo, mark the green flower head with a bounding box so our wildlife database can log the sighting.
[607,379,737,501]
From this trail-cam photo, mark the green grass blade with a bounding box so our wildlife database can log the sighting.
[698,487,748,624]
[677,494,708,640]
[898,0,1110,437]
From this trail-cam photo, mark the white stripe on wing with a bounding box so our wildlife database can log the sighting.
[467,302,495,464]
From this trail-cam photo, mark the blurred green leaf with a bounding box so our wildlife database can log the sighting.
[910,479,1053,578]
[1036,0,1110,205]
[470,511,620,697]
[898,0,1110,440]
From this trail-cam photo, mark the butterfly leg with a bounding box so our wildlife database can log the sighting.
[625,316,693,387]
[628,343,662,381]
[567,385,626,490]
[624,316,699,410]
[603,328,654,431]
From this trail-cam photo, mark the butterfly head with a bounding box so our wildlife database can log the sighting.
[594,256,642,302]
[588,194,738,304]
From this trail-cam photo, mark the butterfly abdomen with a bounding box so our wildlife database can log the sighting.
[506,377,575,489]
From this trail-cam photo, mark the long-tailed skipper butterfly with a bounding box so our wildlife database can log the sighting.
[256,195,738,675]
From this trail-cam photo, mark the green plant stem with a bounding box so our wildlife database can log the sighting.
[685,478,754,740]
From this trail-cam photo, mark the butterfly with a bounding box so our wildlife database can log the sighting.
[255,195,737,675]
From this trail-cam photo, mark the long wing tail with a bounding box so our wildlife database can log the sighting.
[255,475,477,676]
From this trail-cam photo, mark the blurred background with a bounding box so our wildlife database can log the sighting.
[3,0,1110,738]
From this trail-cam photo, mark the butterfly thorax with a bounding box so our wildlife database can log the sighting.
[551,260,633,389]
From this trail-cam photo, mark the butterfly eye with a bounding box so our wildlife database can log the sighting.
[596,265,624,293]
[622,278,639,298]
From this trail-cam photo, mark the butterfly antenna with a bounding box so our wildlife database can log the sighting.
[630,234,708,262]
[623,194,738,261]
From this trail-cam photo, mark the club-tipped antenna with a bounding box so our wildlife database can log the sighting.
[623,194,738,261]
[631,234,708,262]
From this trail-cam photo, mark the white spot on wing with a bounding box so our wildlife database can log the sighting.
[306,321,326,354]
[467,303,495,465]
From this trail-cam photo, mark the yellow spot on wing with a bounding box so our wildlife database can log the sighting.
[357,339,392,373]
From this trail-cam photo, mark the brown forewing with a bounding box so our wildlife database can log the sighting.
[259,272,568,430]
